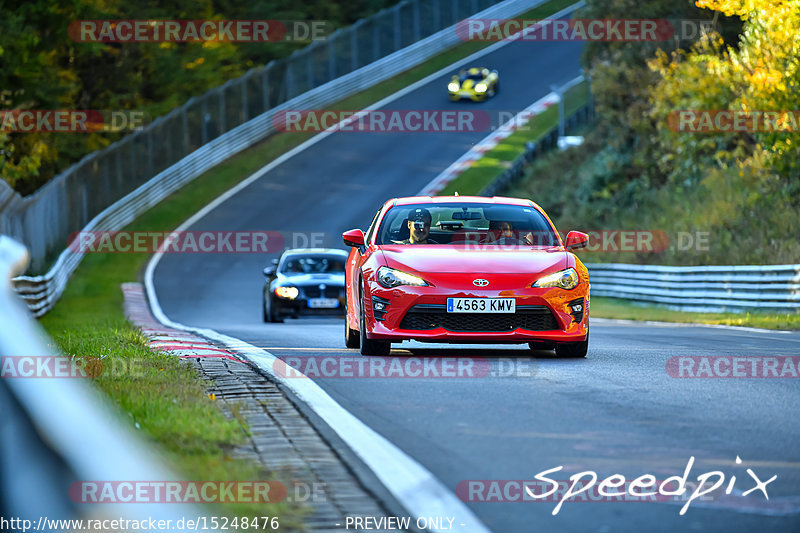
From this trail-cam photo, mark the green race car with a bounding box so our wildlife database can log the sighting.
[448,67,499,101]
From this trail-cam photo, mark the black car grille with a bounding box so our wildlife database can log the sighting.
[302,286,342,299]
[399,304,559,332]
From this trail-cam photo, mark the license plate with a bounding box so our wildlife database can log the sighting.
[447,298,515,313]
[308,298,339,309]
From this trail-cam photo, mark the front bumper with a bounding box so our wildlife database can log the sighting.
[449,89,488,101]
[274,297,346,317]
[364,282,589,343]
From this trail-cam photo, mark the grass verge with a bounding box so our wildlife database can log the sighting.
[38,0,576,524]
[590,297,800,330]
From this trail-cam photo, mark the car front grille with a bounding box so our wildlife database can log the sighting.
[399,304,559,332]
[302,286,342,299]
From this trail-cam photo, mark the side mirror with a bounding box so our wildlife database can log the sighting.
[263,266,277,277]
[565,231,589,251]
[342,229,365,248]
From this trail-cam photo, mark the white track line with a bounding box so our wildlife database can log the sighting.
[142,3,586,531]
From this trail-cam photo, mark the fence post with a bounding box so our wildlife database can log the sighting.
[413,0,421,41]
[393,5,402,51]
[373,19,380,61]
[307,49,315,90]
[241,76,249,121]
[351,21,361,71]
[328,34,337,82]
[262,63,272,111]
[181,106,190,153]
[218,88,226,134]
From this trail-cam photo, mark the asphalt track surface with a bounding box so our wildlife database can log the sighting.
[151,34,800,533]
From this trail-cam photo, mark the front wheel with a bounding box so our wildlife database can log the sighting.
[264,293,283,323]
[555,335,588,358]
[344,291,360,348]
[359,288,390,356]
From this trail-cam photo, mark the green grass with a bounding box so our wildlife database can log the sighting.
[439,81,589,195]
[38,0,576,525]
[591,297,800,330]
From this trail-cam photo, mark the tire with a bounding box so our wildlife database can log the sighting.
[359,284,390,356]
[264,293,283,323]
[555,333,588,358]
[528,341,554,351]
[344,290,360,349]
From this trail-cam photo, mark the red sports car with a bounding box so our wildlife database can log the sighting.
[342,196,590,357]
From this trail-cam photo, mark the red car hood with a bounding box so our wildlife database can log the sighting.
[378,245,566,275]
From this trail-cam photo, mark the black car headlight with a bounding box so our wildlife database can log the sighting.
[377,266,429,288]
[532,268,579,290]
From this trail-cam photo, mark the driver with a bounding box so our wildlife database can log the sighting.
[394,208,439,244]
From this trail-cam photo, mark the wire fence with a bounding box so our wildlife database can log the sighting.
[0,0,517,275]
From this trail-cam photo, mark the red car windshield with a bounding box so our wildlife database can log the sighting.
[376,203,559,246]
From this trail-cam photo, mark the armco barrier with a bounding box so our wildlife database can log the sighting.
[7,0,551,317]
[586,263,800,312]
[0,235,197,526]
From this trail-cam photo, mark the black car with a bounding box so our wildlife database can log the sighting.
[262,248,348,322]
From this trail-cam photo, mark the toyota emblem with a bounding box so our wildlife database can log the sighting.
[473,279,489,287]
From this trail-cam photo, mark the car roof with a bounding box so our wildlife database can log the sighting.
[281,248,347,256]
[390,196,534,207]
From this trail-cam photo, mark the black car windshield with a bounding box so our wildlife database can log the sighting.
[460,72,484,81]
[280,255,346,275]
[376,203,559,246]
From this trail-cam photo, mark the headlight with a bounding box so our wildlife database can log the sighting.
[377,266,429,288]
[532,268,579,290]
[475,83,487,93]
[448,82,459,92]
[274,286,299,299]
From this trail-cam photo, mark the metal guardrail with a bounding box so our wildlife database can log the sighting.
[0,235,196,530]
[586,263,800,312]
[7,0,548,317]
